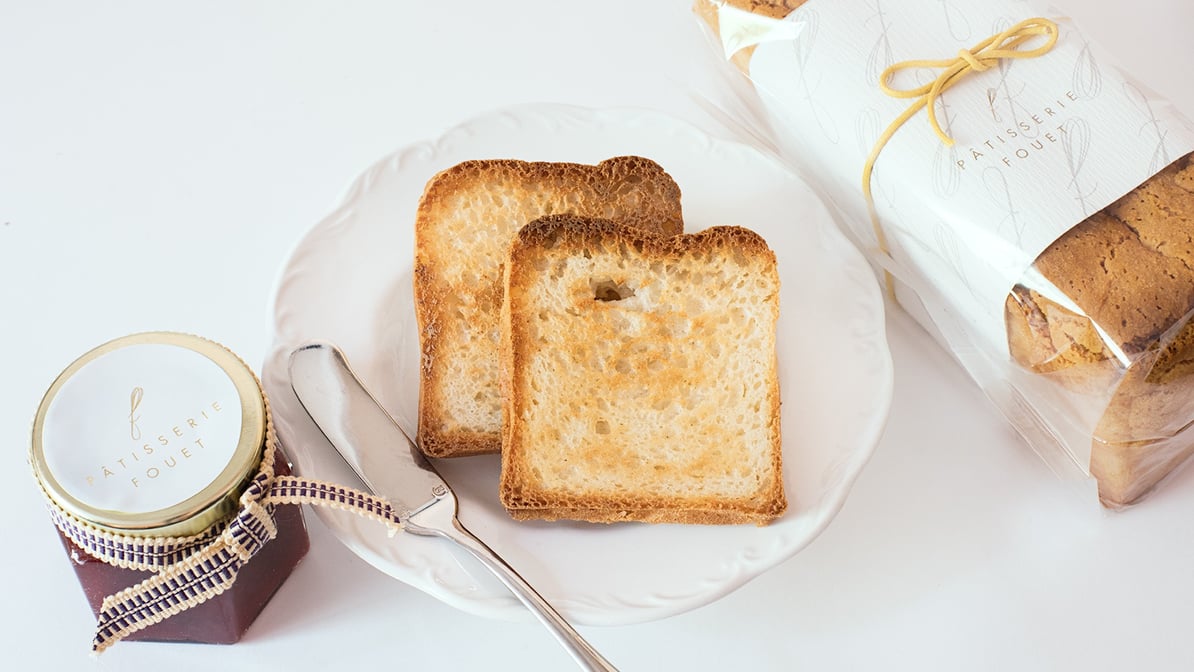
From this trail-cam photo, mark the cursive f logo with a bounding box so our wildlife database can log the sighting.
[129,387,143,440]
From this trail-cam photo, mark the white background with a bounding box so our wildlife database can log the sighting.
[3,1,1194,670]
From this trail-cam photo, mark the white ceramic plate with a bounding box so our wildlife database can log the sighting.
[262,104,892,625]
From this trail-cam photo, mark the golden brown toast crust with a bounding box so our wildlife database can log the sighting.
[414,157,683,458]
[499,215,785,525]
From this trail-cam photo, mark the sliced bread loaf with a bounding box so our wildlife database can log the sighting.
[414,157,683,458]
[1005,154,1194,506]
[499,215,786,525]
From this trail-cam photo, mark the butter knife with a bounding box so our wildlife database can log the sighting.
[288,341,617,672]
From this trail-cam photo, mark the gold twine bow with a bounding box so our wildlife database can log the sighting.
[862,17,1060,298]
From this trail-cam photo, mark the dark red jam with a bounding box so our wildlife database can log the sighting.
[59,449,309,644]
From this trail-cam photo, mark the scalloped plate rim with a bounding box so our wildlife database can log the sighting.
[262,103,892,625]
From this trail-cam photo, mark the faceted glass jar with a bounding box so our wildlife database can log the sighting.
[30,332,309,645]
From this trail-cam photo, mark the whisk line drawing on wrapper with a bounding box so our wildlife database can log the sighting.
[864,0,896,90]
[1061,117,1097,215]
[931,90,962,198]
[933,224,979,302]
[939,0,972,42]
[793,9,840,143]
[983,166,1025,248]
[1124,81,1171,175]
[990,16,1039,139]
[1072,28,1103,100]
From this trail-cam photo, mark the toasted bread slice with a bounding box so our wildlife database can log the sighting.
[499,215,785,525]
[414,157,684,458]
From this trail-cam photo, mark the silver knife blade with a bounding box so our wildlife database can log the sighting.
[288,341,447,520]
[287,341,618,671]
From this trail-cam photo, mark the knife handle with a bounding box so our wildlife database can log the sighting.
[425,516,618,671]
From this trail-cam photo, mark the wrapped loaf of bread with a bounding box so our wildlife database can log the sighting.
[696,0,1194,506]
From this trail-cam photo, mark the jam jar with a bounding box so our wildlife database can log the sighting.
[29,332,309,646]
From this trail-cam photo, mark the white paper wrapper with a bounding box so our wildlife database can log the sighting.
[694,0,1194,507]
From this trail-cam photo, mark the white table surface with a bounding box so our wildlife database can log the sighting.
[3,1,1193,670]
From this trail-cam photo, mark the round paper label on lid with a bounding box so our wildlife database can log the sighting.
[40,343,245,516]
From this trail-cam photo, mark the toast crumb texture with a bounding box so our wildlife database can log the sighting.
[414,157,683,458]
[499,215,785,525]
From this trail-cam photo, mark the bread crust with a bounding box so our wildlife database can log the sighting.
[1004,154,1194,506]
[414,157,683,458]
[499,215,785,525]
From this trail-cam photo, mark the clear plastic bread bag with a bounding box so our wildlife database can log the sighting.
[692,0,1194,507]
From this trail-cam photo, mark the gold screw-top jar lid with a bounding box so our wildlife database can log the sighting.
[30,332,266,538]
